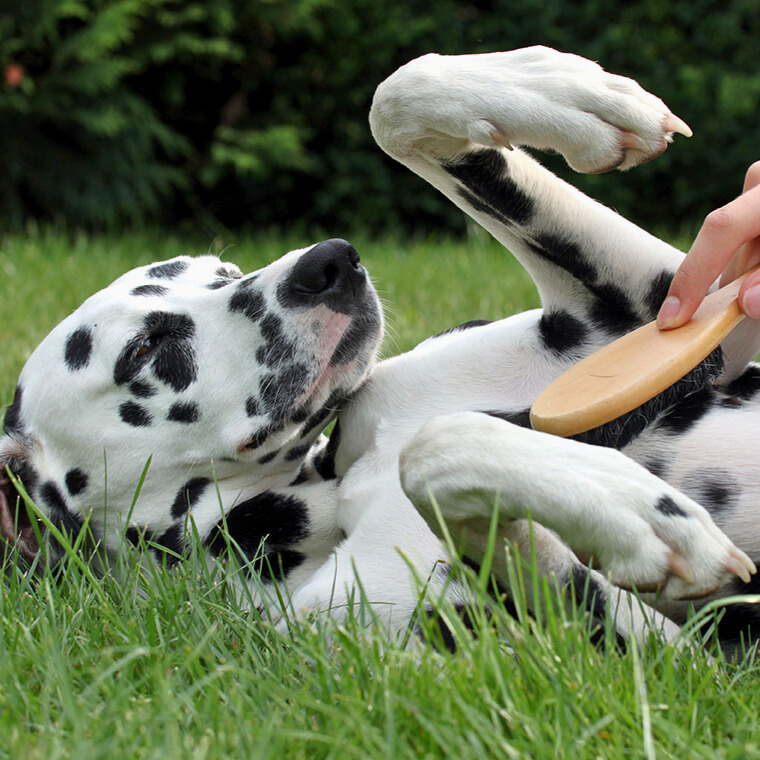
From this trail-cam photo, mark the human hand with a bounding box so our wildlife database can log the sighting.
[657,162,760,329]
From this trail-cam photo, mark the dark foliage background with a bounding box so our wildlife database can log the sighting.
[0,0,758,234]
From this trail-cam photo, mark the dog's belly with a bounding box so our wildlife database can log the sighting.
[624,401,760,560]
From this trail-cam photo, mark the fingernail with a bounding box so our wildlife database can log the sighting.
[657,296,681,329]
[743,284,760,318]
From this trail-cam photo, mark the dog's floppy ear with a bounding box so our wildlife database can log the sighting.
[0,435,40,563]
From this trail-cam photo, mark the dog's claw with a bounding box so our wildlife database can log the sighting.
[489,128,514,151]
[726,557,751,585]
[663,113,693,138]
[668,553,695,585]
[727,546,756,584]
[620,131,649,151]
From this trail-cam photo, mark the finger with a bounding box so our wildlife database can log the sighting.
[734,163,760,316]
[718,162,760,285]
[721,240,760,288]
[658,182,760,328]
[743,160,760,194]
[737,246,760,318]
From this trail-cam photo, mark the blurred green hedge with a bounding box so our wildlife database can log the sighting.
[0,0,758,233]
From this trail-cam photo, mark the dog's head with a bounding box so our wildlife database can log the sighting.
[0,238,382,566]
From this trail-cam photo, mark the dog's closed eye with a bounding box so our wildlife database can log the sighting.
[135,334,163,357]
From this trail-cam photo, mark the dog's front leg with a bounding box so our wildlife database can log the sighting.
[400,412,755,601]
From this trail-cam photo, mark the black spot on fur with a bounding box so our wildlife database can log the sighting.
[285,442,312,462]
[10,461,38,497]
[258,450,279,464]
[682,468,739,514]
[459,556,521,620]
[3,385,23,434]
[525,231,651,335]
[301,388,352,438]
[206,267,242,290]
[64,328,93,371]
[147,260,188,280]
[119,401,152,427]
[656,387,715,436]
[644,270,675,320]
[259,363,310,421]
[256,314,296,368]
[526,233,598,286]
[152,524,185,567]
[291,406,310,424]
[538,311,589,354]
[216,266,242,280]
[114,311,197,392]
[524,234,645,335]
[245,396,261,417]
[441,149,535,225]
[432,319,492,340]
[655,495,689,518]
[568,565,608,622]
[299,405,334,438]
[147,313,197,392]
[40,480,83,537]
[587,282,640,335]
[131,284,169,297]
[244,427,273,451]
[289,466,310,486]
[40,480,67,513]
[486,409,532,428]
[566,565,627,650]
[65,468,88,497]
[167,401,200,424]
[642,459,666,479]
[722,366,760,403]
[229,282,265,323]
[260,313,283,343]
[205,490,309,580]
[262,550,305,579]
[126,526,142,546]
[171,478,211,519]
[129,381,157,398]
[313,421,341,480]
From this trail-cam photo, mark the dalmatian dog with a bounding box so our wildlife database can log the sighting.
[2,47,759,651]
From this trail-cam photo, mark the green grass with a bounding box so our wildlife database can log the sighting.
[3,227,760,760]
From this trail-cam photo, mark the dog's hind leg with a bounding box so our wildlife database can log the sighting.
[462,518,684,646]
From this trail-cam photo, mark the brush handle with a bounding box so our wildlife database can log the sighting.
[529,268,758,437]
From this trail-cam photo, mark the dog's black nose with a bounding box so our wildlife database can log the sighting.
[281,239,366,311]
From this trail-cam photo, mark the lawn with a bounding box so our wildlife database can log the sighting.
[2,227,760,760]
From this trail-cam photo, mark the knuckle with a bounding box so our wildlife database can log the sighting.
[671,263,701,291]
[745,161,760,189]
[704,207,735,233]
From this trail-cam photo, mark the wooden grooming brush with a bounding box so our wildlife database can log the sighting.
[530,268,759,437]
